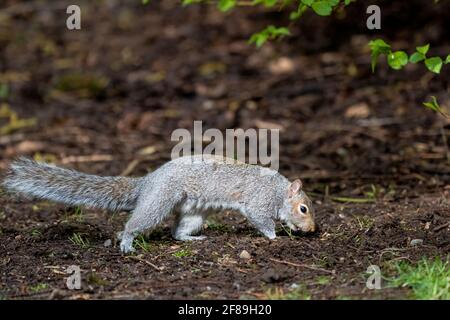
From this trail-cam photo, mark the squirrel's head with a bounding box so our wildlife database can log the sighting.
[279,179,316,233]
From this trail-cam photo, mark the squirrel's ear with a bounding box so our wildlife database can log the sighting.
[288,179,302,197]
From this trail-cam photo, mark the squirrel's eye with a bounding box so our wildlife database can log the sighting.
[299,205,308,214]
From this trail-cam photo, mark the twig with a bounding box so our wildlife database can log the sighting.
[225,242,236,249]
[60,154,113,164]
[268,258,333,274]
[120,159,141,176]
[330,196,376,204]
[433,222,450,232]
[125,255,163,272]
[0,133,25,145]
[357,118,402,127]
[236,268,249,274]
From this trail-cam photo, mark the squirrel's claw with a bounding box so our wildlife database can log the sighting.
[119,234,136,253]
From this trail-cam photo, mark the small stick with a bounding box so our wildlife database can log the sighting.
[120,159,141,176]
[60,154,113,164]
[269,258,333,274]
[0,133,25,145]
[236,268,249,274]
[433,222,449,232]
[125,255,163,272]
[225,242,236,249]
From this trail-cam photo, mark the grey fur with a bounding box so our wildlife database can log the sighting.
[3,157,141,211]
[2,155,315,253]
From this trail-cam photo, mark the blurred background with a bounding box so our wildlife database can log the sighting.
[0,0,449,184]
[0,0,449,299]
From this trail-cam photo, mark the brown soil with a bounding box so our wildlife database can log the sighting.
[0,0,449,299]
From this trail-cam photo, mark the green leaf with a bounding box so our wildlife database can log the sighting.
[425,57,443,74]
[265,0,278,6]
[249,25,290,48]
[249,33,268,48]
[409,52,425,64]
[281,0,295,6]
[422,96,441,113]
[290,3,308,20]
[327,0,340,6]
[387,51,408,70]
[267,26,290,42]
[416,44,429,55]
[301,0,314,6]
[142,0,150,4]
[218,0,236,12]
[266,25,290,36]
[253,0,278,7]
[368,39,391,54]
[311,1,333,16]
[445,54,450,64]
[182,0,199,5]
[368,39,391,72]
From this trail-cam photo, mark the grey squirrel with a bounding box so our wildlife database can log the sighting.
[2,155,315,253]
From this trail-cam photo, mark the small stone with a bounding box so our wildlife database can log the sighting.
[202,100,215,110]
[239,250,251,260]
[410,239,423,246]
[345,102,370,119]
[103,239,112,247]
[289,283,300,290]
[268,57,295,75]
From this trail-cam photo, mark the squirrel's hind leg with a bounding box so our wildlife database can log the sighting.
[172,214,206,241]
[120,191,180,253]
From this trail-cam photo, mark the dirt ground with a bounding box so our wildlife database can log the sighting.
[0,0,449,299]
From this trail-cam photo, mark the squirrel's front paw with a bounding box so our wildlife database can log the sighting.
[120,237,136,254]
[120,243,135,254]
[263,231,276,240]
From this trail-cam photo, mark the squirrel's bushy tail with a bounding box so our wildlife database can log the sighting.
[2,158,141,211]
